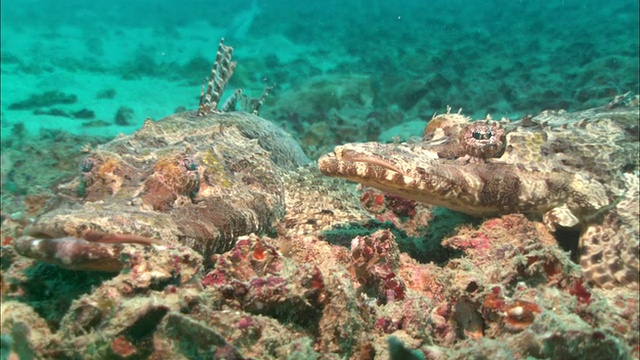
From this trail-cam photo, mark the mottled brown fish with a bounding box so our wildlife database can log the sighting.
[13,39,311,271]
[13,39,373,273]
[319,105,639,289]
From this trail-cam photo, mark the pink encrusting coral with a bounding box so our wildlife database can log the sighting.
[202,235,326,316]
[350,230,406,303]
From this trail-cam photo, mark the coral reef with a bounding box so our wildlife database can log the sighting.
[4,161,637,358]
[31,107,96,119]
[0,130,109,199]
[1,37,638,359]
[72,108,96,119]
[96,88,117,99]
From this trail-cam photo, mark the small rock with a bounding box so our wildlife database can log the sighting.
[114,106,135,125]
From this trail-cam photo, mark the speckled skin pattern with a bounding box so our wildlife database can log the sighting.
[14,111,310,271]
[319,105,639,289]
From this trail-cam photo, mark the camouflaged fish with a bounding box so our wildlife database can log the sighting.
[13,39,312,271]
[319,104,639,289]
[13,39,370,272]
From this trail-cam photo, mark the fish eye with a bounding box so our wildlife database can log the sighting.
[183,158,198,171]
[81,158,94,172]
[460,122,505,159]
[472,130,492,140]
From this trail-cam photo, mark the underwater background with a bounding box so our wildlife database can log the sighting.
[2,0,638,195]
[2,0,639,143]
[0,0,640,359]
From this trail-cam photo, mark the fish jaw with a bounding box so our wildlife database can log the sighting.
[13,206,178,272]
[14,235,126,272]
[318,143,571,218]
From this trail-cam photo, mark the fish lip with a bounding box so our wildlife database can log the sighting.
[24,224,66,239]
[347,155,405,175]
[16,222,160,272]
[23,223,162,246]
[327,146,407,176]
[13,235,125,272]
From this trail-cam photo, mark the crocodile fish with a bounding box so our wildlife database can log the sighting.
[13,39,312,271]
[12,39,372,272]
[319,105,639,289]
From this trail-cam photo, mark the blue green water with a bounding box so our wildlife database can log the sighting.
[0,0,638,191]
[2,0,638,130]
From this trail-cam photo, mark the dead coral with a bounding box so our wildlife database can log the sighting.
[350,230,406,304]
[202,235,326,326]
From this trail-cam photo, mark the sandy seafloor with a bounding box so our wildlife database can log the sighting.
[0,0,639,359]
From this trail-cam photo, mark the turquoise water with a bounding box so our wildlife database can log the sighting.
[0,0,639,191]
[2,0,638,129]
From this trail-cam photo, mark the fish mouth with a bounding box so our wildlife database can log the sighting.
[13,234,126,272]
[23,223,63,240]
[14,224,163,272]
[333,146,407,175]
[318,144,491,216]
[24,223,163,246]
[318,147,413,187]
[318,146,409,180]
